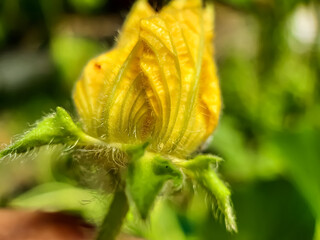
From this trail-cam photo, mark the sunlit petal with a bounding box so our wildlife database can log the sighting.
[73,0,155,142]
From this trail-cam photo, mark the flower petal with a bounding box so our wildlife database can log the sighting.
[73,0,155,142]
[140,0,220,157]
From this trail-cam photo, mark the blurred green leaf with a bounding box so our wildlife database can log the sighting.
[196,179,315,240]
[68,0,106,13]
[50,36,103,88]
[270,130,320,219]
[148,201,186,240]
[9,181,110,224]
[209,118,256,181]
[0,19,5,47]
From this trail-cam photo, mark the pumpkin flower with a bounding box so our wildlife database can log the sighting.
[73,0,221,159]
[0,0,236,236]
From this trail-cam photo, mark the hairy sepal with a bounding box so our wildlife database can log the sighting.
[179,154,237,233]
[0,107,100,159]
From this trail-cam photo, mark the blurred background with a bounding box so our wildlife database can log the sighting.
[0,0,319,239]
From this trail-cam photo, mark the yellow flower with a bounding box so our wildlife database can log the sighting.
[73,0,221,158]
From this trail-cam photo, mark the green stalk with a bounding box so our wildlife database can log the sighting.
[96,190,129,240]
[314,220,320,240]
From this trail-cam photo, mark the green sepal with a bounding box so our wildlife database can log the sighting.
[125,141,149,161]
[127,151,182,219]
[0,107,99,158]
[198,169,237,232]
[179,154,222,170]
[179,154,237,232]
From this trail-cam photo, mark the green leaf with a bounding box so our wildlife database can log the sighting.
[148,201,186,240]
[268,131,320,224]
[9,181,110,224]
[0,107,103,159]
[127,151,182,219]
[50,36,103,87]
[179,154,237,232]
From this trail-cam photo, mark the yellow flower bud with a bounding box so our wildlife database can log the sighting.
[73,0,221,158]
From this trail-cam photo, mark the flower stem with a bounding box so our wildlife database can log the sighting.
[96,190,129,240]
[314,219,320,240]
